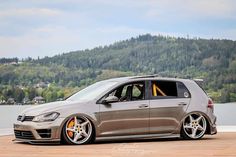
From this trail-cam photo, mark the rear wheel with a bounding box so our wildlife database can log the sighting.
[61,115,93,145]
[181,113,207,139]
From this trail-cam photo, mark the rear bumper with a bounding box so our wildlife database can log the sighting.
[209,124,217,135]
[209,115,217,135]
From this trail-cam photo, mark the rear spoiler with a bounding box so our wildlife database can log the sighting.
[193,79,204,88]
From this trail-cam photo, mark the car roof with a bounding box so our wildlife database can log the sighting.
[105,75,193,83]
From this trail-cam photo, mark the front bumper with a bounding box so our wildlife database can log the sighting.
[13,117,64,143]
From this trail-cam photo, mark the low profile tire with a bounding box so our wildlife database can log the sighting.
[181,113,207,140]
[61,115,94,145]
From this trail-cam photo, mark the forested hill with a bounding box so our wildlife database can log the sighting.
[38,34,236,74]
[0,34,236,103]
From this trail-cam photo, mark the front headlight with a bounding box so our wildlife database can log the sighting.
[32,112,60,122]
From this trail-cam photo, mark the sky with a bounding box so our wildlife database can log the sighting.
[0,0,236,58]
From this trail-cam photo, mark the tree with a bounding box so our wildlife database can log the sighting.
[13,87,25,103]
[28,87,37,101]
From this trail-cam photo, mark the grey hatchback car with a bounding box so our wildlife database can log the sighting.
[14,75,217,144]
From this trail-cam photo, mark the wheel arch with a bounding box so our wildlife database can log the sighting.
[58,113,97,141]
[179,111,212,135]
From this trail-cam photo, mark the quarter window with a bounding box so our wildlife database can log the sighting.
[177,82,190,98]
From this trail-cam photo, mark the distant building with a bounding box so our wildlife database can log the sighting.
[35,82,50,88]
[23,97,31,104]
[2,61,19,65]
[8,61,18,65]
[33,96,45,104]
[0,99,6,104]
[7,98,15,104]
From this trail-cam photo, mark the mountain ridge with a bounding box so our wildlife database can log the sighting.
[0,34,236,103]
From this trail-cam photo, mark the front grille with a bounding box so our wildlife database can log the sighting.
[17,115,34,122]
[14,130,35,140]
[36,129,51,138]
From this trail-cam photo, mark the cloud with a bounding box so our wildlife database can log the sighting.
[0,0,235,58]
[0,7,70,37]
[183,0,236,18]
[0,26,80,58]
[145,0,236,19]
[0,8,62,18]
[0,25,154,58]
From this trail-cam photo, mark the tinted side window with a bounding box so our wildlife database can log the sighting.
[151,81,177,97]
[177,82,191,98]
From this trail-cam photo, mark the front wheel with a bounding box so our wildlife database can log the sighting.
[181,113,207,140]
[61,115,93,145]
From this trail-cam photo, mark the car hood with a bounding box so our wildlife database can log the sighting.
[20,100,86,116]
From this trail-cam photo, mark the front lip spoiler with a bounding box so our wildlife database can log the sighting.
[13,138,61,144]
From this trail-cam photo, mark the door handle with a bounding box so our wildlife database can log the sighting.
[178,102,187,106]
[138,104,149,108]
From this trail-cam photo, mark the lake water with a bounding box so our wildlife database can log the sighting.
[214,103,236,125]
[0,103,235,129]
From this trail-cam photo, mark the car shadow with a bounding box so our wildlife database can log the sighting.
[94,136,216,145]
[12,136,217,146]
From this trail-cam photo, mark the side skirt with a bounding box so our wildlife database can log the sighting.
[95,133,180,142]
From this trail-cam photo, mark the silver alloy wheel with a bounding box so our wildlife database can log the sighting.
[183,113,207,139]
[65,116,92,144]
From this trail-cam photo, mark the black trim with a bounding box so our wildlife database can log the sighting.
[14,130,35,140]
[17,115,34,122]
[36,129,51,138]
[97,79,192,103]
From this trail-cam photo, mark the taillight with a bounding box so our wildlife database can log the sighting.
[207,98,214,110]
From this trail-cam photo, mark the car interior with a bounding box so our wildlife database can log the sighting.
[107,82,145,102]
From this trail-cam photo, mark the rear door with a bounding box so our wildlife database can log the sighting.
[149,80,191,134]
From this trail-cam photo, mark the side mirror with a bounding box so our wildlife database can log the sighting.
[103,96,119,104]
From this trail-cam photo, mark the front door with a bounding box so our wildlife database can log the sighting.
[98,81,149,137]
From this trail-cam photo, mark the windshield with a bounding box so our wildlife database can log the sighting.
[67,81,118,101]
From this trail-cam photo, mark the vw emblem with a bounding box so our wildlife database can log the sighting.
[20,114,25,122]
